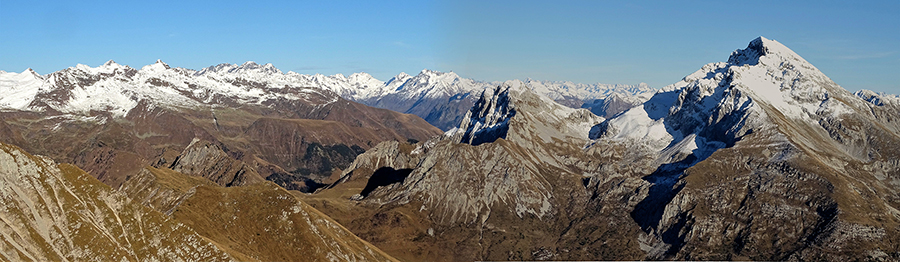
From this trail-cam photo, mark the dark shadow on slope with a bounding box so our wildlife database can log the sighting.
[630,155,696,255]
[465,119,512,146]
[360,167,413,197]
[267,172,326,193]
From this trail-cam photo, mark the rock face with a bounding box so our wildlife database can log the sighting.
[165,139,263,187]
[0,142,234,261]
[446,85,517,145]
[317,37,900,261]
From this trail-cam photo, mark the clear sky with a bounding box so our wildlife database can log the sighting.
[2,0,898,93]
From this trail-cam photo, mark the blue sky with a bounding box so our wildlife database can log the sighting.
[1,0,898,93]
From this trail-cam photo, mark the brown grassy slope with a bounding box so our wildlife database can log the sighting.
[0,142,233,261]
[118,164,399,262]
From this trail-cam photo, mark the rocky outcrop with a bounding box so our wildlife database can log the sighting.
[446,85,517,145]
[165,139,264,187]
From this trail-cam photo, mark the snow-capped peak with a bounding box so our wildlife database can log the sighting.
[727,36,808,67]
[103,60,119,67]
[395,72,412,79]
[65,61,130,76]
[348,72,374,81]
[594,36,865,168]
[347,72,383,89]
[419,69,444,76]
[417,69,459,80]
[230,61,283,75]
[74,63,92,72]
[141,60,171,72]
[23,68,42,79]
[155,59,170,69]
[196,63,236,76]
[385,72,413,90]
[392,69,468,96]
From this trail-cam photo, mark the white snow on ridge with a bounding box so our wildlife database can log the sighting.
[0,60,654,120]
[0,69,44,110]
[601,104,673,150]
[855,89,900,107]
[523,78,655,102]
[594,36,875,167]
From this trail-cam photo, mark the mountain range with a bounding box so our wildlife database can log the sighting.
[1,61,653,131]
[1,36,899,261]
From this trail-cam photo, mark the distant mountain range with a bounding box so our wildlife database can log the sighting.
[0,61,654,130]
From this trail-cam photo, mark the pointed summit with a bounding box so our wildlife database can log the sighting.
[417,69,458,79]
[348,72,373,79]
[141,59,171,72]
[447,84,516,145]
[19,68,43,80]
[727,36,806,66]
[196,63,236,76]
[386,72,412,88]
[394,72,411,80]
[103,60,119,67]
[155,59,171,69]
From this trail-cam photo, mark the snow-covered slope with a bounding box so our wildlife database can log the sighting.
[0,60,346,118]
[0,68,44,110]
[592,36,888,165]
